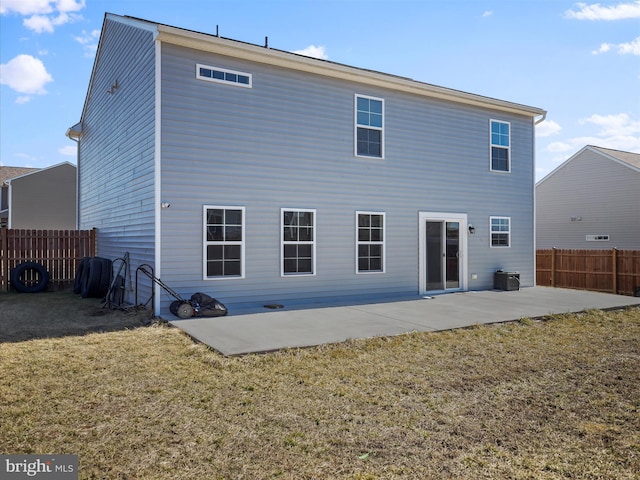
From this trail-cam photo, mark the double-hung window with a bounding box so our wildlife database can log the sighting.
[490,216,510,248]
[204,206,245,278]
[490,120,510,172]
[355,95,384,158]
[282,208,316,276]
[356,212,385,273]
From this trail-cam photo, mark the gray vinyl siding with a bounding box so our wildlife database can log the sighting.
[78,18,156,302]
[536,149,640,249]
[158,43,535,311]
[8,163,76,229]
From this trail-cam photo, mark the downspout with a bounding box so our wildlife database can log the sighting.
[153,33,162,317]
[7,180,12,228]
[66,122,82,229]
[532,112,547,286]
[68,135,79,230]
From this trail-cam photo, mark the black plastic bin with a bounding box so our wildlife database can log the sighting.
[494,271,520,291]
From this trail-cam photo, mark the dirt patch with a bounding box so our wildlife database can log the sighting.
[0,291,155,343]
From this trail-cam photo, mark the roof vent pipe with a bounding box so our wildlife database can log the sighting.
[216,25,219,37]
[265,36,269,48]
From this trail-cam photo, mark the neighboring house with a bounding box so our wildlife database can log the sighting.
[1,166,38,227]
[536,145,640,250]
[68,13,546,316]
[0,163,77,229]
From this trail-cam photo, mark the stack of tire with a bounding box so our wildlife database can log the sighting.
[73,256,113,299]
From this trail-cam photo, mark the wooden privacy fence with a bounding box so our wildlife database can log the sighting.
[536,248,640,296]
[0,228,96,291]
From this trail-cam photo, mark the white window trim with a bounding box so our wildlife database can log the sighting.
[196,63,253,88]
[281,208,317,277]
[354,94,385,159]
[489,119,511,173]
[355,211,386,274]
[489,216,511,248]
[203,205,246,280]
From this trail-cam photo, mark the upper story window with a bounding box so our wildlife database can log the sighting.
[490,216,511,248]
[196,64,252,88]
[203,206,245,279]
[490,120,510,172]
[356,212,385,273]
[282,208,316,276]
[355,95,384,158]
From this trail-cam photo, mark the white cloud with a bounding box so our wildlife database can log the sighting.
[292,45,328,60]
[74,28,99,45]
[74,29,100,57]
[11,152,39,167]
[0,54,53,94]
[565,1,640,20]
[546,113,640,161]
[581,112,640,136]
[23,14,54,33]
[482,11,493,17]
[618,36,640,54]
[592,43,612,54]
[16,95,31,104]
[1,0,85,15]
[59,145,77,156]
[593,36,640,55]
[536,119,562,137]
[547,141,571,153]
[0,0,53,16]
[547,137,600,155]
[1,0,85,33]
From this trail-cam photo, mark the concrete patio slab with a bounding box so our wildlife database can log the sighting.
[169,287,639,356]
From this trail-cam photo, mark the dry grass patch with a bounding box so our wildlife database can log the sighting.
[1,300,639,479]
[0,292,153,342]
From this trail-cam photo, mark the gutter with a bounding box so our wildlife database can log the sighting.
[154,23,546,118]
[534,111,547,125]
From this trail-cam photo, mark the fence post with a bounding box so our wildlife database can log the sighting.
[1,227,6,291]
[551,247,556,287]
[612,248,617,294]
[91,227,97,256]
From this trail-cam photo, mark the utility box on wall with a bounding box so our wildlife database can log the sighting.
[494,271,520,291]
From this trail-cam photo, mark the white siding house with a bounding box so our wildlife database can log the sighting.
[69,13,546,316]
[536,146,640,250]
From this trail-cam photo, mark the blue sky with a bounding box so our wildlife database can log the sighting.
[1,0,638,181]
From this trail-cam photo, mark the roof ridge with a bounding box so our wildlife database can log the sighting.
[0,166,39,185]
[589,145,640,169]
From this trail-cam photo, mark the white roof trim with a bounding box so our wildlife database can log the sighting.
[156,24,544,117]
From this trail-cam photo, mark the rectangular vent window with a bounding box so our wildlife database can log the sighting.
[586,235,610,241]
[196,64,252,88]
